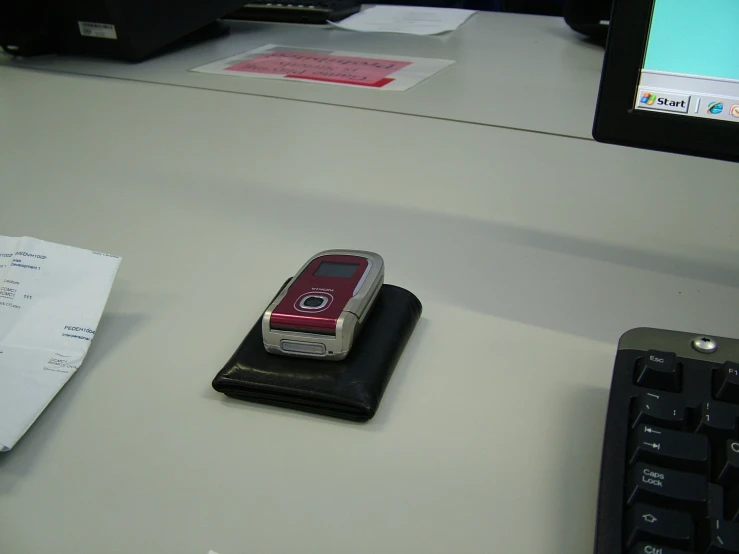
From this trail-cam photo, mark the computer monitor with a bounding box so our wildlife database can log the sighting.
[593,0,739,163]
[1,0,247,62]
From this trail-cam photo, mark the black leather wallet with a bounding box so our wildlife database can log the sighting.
[212,283,422,421]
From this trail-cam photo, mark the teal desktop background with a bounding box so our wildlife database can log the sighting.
[643,0,739,81]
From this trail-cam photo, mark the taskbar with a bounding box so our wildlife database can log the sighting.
[634,87,739,123]
[634,70,739,123]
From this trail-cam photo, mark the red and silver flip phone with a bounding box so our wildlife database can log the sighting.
[262,250,384,360]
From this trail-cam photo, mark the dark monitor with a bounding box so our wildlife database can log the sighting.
[1,0,247,62]
[564,0,611,43]
[593,0,739,163]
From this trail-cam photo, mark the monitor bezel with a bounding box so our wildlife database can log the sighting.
[593,0,739,163]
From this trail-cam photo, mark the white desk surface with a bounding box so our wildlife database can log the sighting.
[0,11,605,140]
[0,66,738,554]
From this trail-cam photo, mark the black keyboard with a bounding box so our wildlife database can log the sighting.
[224,0,360,24]
[595,328,739,554]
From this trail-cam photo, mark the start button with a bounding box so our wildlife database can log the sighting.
[636,90,691,114]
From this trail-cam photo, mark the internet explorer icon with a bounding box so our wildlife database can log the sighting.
[707,102,724,114]
[640,92,656,105]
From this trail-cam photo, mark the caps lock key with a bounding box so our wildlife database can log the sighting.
[626,462,707,515]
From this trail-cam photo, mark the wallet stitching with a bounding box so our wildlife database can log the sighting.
[217,379,372,410]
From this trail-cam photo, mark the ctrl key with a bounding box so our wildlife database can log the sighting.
[625,503,693,550]
[629,544,692,554]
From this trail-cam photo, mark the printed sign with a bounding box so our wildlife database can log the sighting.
[191,45,454,92]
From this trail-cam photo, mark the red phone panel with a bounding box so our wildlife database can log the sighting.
[270,255,369,333]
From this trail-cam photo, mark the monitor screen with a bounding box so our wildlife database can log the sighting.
[634,0,739,123]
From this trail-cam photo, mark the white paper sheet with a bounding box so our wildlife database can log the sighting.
[0,236,121,452]
[330,6,476,36]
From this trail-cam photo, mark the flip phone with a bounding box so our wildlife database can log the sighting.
[262,250,384,360]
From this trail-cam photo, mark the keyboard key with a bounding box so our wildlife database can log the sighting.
[699,518,739,553]
[626,463,708,515]
[715,362,739,404]
[629,544,692,554]
[725,487,739,522]
[717,441,739,488]
[695,401,738,443]
[624,503,693,550]
[636,351,681,392]
[631,394,688,430]
[629,424,709,473]
[709,483,726,520]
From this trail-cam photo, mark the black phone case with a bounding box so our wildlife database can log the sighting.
[212,283,422,421]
